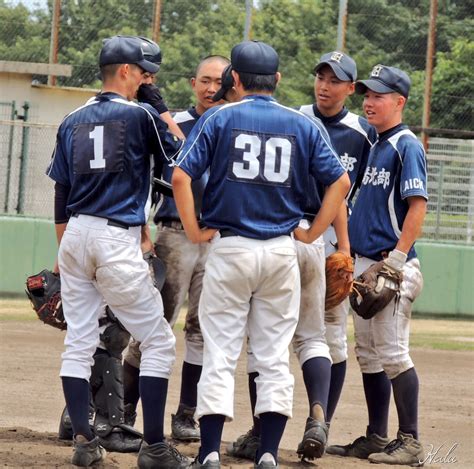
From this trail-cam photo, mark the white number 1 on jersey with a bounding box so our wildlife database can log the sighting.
[89,125,105,169]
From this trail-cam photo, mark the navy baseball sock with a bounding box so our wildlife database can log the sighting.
[198,414,226,462]
[123,360,140,409]
[248,372,261,436]
[256,412,288,463]
[362,371,391,437]
[302,357,331,420]
[139,376,168,444]
[62,377,94,440]
[391,367,419,439]
[178,361,202,408]
[327,360,347,422]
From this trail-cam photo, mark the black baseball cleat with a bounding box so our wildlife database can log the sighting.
[137,440,191,469]
[296,417,329,460]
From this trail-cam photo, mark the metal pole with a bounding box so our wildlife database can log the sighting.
[4,101,16,213]
[16,102,30,214]
[152,0,162,43]
[336,0,348,51]
[244,0,253,41]
[48,0,61,86]
[421,0,438,151]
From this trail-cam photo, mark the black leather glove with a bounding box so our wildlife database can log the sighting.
[137,84,169,114]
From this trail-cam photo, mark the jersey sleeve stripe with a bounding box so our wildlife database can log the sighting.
[271,101,345,171]
[176,100,251,167]
[388,186,402,237]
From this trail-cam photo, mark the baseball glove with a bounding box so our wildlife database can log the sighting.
[143,251,167,291]
[350,261,403,320]
[325,251,354,310]
[25,269,66,330]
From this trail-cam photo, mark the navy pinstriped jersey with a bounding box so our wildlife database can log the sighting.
[154,107,209,223]
[176,95,346,240]
[47,92,182,226]
[299,105,376,214]
[349,124,428,261]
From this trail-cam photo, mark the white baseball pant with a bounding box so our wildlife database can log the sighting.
[59,214,175,380]
[323,225,349,364]
[352,255,424,379]
[197,235,300,421]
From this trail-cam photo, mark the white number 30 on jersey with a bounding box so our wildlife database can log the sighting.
[228,131,294,186]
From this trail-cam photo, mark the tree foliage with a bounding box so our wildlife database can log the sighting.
[0,0,471,130]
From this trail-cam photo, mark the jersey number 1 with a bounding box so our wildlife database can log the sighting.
[89,125,105,169]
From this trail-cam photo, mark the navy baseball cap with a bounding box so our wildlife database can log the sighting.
[212,64,234,102]
[314,51,357,82]
[99,36,160,73]
[355,64,411,98]
[231,40,279,75]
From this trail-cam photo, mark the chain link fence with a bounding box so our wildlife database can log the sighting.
[0,118,472,245]
[2,0,473,133]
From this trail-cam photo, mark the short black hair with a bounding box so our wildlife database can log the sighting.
[236,71,278,93]
[100,63,122,81]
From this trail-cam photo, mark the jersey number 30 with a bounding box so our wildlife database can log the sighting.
[229,131,294,186]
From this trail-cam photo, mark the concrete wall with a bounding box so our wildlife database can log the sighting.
[0,72,97,124]
[1,216,472,316]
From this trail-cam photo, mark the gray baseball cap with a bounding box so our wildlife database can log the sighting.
[314,51,357,82]
[355,64,411,98]
[99,35,160,74]
[231,40,279,75]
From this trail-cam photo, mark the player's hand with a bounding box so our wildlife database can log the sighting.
[198,228,218,243]
[137,84,169,114]
[336,248,353,282]
[293,226,313,244]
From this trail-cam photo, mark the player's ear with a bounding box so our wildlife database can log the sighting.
[275,72,282,86]
[231,69,240,87]
[190,77,196,89]
[347,82,355,96]
[396,94,407,110]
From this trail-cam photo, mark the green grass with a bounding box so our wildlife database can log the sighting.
[2,298,473,351]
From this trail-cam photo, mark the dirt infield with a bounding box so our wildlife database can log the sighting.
[1,309,473,468]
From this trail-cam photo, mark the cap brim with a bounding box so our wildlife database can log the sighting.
[212,86,227,102]
[137,60,160,74]
[314,61,352,81]
[355,79,395,95]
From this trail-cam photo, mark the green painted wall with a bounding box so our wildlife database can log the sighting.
[1,216,472,316]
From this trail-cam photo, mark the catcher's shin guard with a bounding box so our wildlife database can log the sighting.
[90,351,142,452]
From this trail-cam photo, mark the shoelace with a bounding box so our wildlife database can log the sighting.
[169,443,188,461]
[384,438,404,454]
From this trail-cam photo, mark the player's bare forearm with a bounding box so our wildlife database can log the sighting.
[172,167,217,243]
[55,222,67,245]
[395,196,427,254]
[294,173,350,244]
[53,222,67,273]
[332,201,350,255]
[140,224,155,254]
[160,111,185,140]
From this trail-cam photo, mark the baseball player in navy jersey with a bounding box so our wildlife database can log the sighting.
[123,55,230,441]
[327,65,427,466]
[300,51,377,427]
[56,36,182,451]
[226,51,375,464]
[172,40,350,469]
[46,35,190,468]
